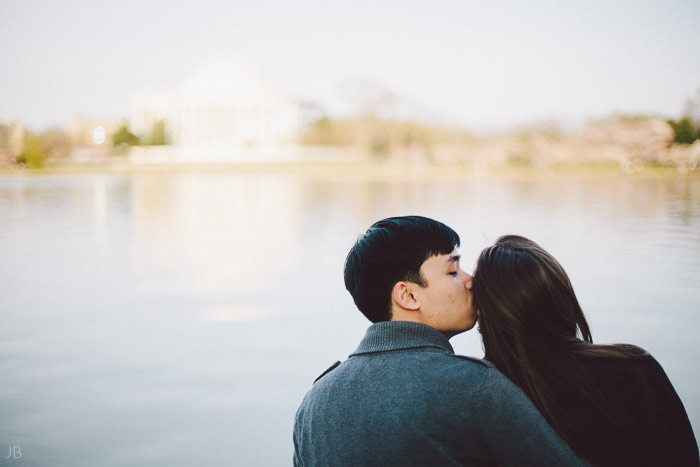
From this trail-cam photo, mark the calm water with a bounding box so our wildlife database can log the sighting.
[1,169,699,466]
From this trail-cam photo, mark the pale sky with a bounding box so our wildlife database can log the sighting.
[1,0,699,133]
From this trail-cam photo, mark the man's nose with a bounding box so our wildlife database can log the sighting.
[460,270,473,288]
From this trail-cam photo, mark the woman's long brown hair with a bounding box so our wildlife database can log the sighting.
[472,235,647,452]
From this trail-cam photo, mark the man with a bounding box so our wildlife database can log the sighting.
[293,216,587,466]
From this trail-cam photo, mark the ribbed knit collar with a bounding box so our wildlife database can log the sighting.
[350,321,454,356]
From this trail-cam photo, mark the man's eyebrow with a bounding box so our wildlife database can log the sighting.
[448,254,461,263]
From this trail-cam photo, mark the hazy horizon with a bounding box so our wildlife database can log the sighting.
[1,0,699,134]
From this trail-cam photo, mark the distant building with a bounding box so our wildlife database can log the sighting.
[130,58,299,161]
[0,120,25,159]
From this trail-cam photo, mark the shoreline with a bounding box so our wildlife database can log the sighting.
[0,160,697,180]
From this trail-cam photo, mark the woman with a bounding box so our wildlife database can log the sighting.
[472,235,698,467]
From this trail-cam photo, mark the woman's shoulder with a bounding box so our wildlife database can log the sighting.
[578,344,671,386]
[579,342,652,364]
[592,342,649,356]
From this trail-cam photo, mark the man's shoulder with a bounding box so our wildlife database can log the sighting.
[313,360,341,384]
[309,352,493,386]
[440,354,501,393]
[448,353,494,368]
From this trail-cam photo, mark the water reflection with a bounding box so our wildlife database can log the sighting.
[131,173,302,297]
[0,171,698,466]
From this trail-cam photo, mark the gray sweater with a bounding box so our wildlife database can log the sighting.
[293,321,588,466]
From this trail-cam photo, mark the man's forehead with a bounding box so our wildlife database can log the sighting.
[425,248,461,266]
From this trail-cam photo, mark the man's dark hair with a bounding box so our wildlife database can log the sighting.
[343,215,460,323]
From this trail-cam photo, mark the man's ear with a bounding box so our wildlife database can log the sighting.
[392,281,420,311]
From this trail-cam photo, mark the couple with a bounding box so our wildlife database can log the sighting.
[293,216,698,466]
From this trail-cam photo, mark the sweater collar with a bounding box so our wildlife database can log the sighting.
[350,321,454,356]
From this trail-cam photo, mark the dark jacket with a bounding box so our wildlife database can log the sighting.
[293,321,588,466]
[549,350,699,466]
